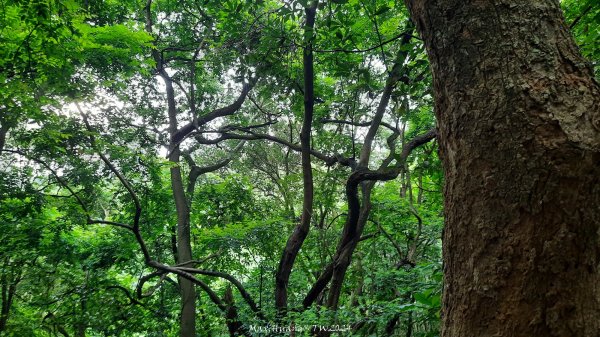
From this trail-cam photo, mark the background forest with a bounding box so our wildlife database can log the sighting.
[0,0,597,336]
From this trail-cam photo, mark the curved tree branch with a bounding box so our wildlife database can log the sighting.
[171,79,258,145]
[178,267,265,320]
[302,127,436,308]
[76,103,149,261]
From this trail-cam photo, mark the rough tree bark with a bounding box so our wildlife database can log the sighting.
[405,1,600,336]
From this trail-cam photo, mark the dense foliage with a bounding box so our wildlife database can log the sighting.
[0,0,596,336]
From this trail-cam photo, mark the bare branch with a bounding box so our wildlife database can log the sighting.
[373,219,404,258]
[569,4,593,30]
[178,267,265,319]
[148,261,227,312]
[87,219,133,231]
[358,30,414,167]
[302,127,436,308]
[174,252,221,267]
[312,30,419,53]
[171,79,258,144]
[320,118,401,134]
[194,131,355,167]
[358,232,378,242]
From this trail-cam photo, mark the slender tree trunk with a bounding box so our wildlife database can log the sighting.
[275,1,318,313]
[161,57,196,337]
[405,1,600,336]
[0,124,8,154]
[405,309,413,337]
[400,171,407,198]
[144,4,197,333]
[171,155,196,337]
[223,286,241,337]
[303,30,419,311]
[167,94,196,336]
[325,183,373,309]
[75,272,88,337]
[417,173,423,204]
[0,279,14,332]
[75,298,86,337]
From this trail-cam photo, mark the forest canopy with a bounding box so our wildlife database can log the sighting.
[0,0,598,336]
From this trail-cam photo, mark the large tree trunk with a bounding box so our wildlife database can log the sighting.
[405,1,600,336]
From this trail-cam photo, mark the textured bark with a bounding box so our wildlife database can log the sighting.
[405,1,600,336]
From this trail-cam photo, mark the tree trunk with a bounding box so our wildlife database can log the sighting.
[325,183,373,309]
[163,67,196,337]
[168,114,196,337]
[144,3,197,333]
[171,157,196,337]
[274,2,317,313]
[0,279,15,332]
[223,286,241,337]
[75,282,87,337]
[0,124,8,154]
[405,1,600,336]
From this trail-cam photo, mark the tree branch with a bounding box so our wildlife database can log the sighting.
[2,149,89,213]
[76,103,149,262]
[358,29,414,167]
[0,124,8,154]
[373,219,404,258]
[320,118,401,134]
[86,219,133,231]
[174,252,221,267]
[171,79,258,144]
[569,4,593,30]
[312,30,419,53]
[178,267,265,319]
[194,131,355,167]
[275,0,319,313]
[302,127,436,308]
[148,261,228,312]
